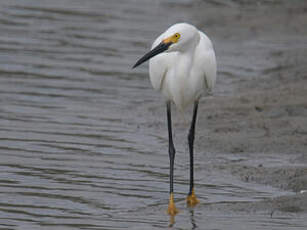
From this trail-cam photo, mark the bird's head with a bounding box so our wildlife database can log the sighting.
[133,23,199,68]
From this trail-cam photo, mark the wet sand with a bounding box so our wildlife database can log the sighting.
[196,73,307,215]
[172,0,307,217]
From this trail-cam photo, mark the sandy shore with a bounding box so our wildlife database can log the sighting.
[196,78,307,213]
[193,0,307,215]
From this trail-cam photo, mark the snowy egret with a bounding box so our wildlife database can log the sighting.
[133,23,216,215]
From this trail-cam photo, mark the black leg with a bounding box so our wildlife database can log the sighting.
[167,101,176,194]
[188,101,199,195]
[166,101,179,215]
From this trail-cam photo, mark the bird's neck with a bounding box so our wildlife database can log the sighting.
[176,47,195,76]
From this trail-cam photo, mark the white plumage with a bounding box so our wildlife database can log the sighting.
[149,23,216,111]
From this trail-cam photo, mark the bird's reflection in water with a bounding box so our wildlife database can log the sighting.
[168,214,175,227]
[168,209,198,229]
[189,209,197,229]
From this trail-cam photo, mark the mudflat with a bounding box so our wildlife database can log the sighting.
[179,0,307,216]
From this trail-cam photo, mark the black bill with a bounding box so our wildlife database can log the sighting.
[133,41,172,69]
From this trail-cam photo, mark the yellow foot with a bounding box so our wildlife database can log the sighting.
[167,193,179,216]
[186,188,199,207]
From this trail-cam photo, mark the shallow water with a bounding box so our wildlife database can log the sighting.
[0,0,306,229]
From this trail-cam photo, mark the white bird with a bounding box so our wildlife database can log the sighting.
[133,23,216,216]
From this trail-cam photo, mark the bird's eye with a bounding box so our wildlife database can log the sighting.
[175,33,180,38]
